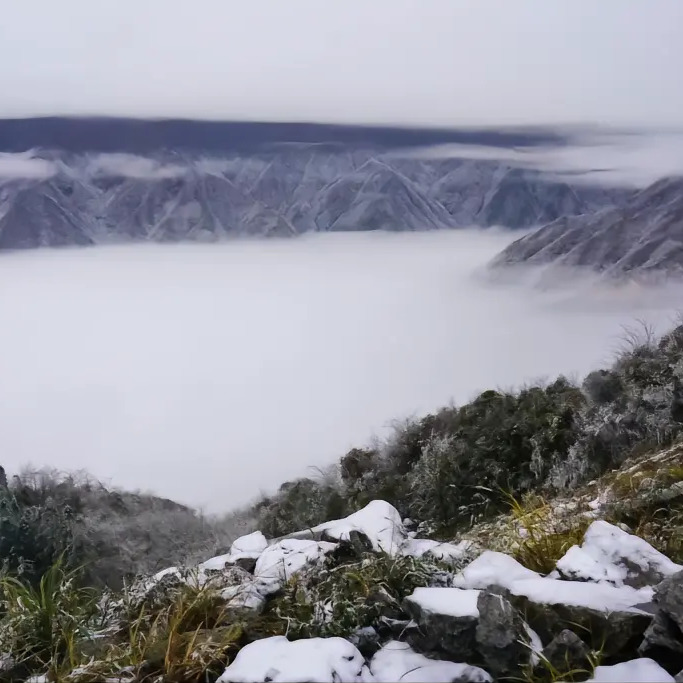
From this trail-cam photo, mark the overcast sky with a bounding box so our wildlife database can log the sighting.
[1,0,682,128]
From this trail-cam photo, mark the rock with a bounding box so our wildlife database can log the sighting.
[474,590,526,678]
[639,612,683,674]
[216,635,371,682]
[555,521,682,588]
[676,669,683,682]
[370,640,492,683]
[403,587,480,661]
[537,630,591,678]
[656,571,683,632]
[587,657,675,682]
[220,583,266,615]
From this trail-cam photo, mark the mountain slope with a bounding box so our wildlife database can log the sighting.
[491,176,683,277]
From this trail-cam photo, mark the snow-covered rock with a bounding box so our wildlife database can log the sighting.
[313,500,406,555]
[556,521,682,588]
[453,550,540,590]
[254,538,337,595]
[216,636,372,683]
[586,658,675,682]
[400,538,473,565]
[370,640,491,682]
[220,583,266,613]
[200,531,268,573]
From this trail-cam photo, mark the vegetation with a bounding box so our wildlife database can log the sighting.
[255,322,683,538]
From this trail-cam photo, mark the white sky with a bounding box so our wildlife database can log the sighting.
[1,0,682,127]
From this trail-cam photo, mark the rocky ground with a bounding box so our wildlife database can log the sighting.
[3,443,683,682]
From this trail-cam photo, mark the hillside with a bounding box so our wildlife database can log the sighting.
[0,149,627,249]
[491,176,683,278]
[1,323,683,681]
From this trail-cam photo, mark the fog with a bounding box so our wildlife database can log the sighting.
[1,231,682,513]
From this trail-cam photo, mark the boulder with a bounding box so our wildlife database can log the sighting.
[555,521,682,588]
[200,531,268,574]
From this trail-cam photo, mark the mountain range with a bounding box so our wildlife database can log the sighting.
[0,147,627,250]
[491,176,683,279]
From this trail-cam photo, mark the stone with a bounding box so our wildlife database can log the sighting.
[656,571,683,632]
[475,590,527,678]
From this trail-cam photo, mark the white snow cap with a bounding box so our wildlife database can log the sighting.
[253,539,337,595]
[453,551,540,590]
[405,587,481,618]
[217,635,371,683]
[556,520,682,587]
[586,658,675,683]
[510,577,654,613]
[313,500,406,555]
[370,640,492,682]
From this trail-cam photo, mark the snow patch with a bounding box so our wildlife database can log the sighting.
[586,658,675,682]
[370,640,492,682]
[313,500,406,555]
[401,538,473,565]
[405,587,481,618]
[216,636,371,683]
[453,551,540,590]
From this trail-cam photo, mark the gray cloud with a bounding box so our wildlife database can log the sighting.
[0,1,681,128]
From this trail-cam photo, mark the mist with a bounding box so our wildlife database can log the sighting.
[1,231,682,513]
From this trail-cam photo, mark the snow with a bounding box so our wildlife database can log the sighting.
[400,538,473,565]
[253,539,337,595]
[216,636,372,683]
[453,551,540,590]
[510,577,654,613]
[524,624,543,666]
[200,530,268,571]
[405,587,481,618]
[556,520,682,587]
[586,658,675,683]
[370,640,492,683]
[312,500,406,555]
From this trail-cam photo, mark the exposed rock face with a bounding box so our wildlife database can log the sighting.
[491,176,683,278]
[0,149,627,249]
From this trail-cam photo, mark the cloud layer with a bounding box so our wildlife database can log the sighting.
[0,231,681,512]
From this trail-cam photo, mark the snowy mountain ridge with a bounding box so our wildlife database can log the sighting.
[0,147,626,249]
